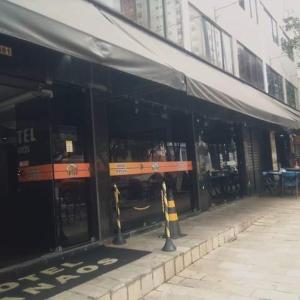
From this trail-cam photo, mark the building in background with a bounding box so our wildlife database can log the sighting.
[0,0,300,270]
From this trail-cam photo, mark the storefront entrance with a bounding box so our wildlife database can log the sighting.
[108,99,194,232]
[0,82,54,267]
[0,81,93,268]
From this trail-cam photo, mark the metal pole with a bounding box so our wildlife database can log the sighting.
[296,173,298,200]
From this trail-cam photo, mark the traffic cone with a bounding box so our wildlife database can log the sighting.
[166,189,186,239]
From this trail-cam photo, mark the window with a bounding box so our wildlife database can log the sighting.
[188,5,234,74]
[121,0,149,29]
[164,0,183,45]
[267,66,284,101]
[239,0,245,9]
[204,19,223,68]
[286,80,298,108]
[222,32,234,73]
[238,43,264,90]
[265,9,279,44]
[102,0,121,11]
[248,0,258,23]
[189,5,206,58]
[95,0,183,46]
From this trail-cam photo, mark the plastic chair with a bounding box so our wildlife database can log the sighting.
[282,171,298,196]
[262,171,281,195]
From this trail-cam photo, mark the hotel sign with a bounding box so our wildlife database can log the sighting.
[0,258,118,299]
[0,45,12,57]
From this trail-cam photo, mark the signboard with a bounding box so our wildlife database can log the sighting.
[19,163,91,182]
[109,161,193,176]
[0,45,12,57]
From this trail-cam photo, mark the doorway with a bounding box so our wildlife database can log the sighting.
[0,84,55,268]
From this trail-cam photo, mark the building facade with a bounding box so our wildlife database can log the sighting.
[0,0,299,270]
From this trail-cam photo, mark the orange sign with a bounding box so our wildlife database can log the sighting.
[19,163,90,182]
[109,161,193,176]
[0,45,12,57]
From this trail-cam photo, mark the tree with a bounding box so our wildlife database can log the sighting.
[283,16,300,54]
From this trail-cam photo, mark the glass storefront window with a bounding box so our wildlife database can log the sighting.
[0,85,54,267]
[194,119,241,202]
[51,86,92,247]
[108,100,192,232]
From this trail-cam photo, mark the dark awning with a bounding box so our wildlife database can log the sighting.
[0,0,299,129]
[0,0,185,91]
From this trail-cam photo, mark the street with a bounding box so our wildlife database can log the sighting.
[145,199,300,300]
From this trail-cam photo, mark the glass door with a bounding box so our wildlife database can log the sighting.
[51,85,92,248]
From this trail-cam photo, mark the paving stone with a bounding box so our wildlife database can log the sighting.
[98,294,111,300]
[128,279,141,300]
[153,265,165,288]
[47,196,281,299]
[206,238,213,253]
[70,283,108,299]
[212,236,219,249]
[175,255,184,274]
[164,260,175,280]
[183,250,192,268]
[141,272,154,296]
[191,245,200,262]
[111,286,127,300]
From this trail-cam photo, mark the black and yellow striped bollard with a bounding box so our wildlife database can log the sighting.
[112,183,126,245]
[161,181,176,252]
[166,189,185,239]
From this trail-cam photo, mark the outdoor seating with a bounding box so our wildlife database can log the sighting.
[262,171,281,195]
[282,171,299,195]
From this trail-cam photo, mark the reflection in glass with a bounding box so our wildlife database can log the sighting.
[52,86,91,247]
[109,101,192,232]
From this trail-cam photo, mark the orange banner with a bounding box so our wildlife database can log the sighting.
[109,161,193,176]
[19,163,91,182]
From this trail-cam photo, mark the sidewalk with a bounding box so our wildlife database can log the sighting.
[145,196,300,300]
[51,196,290,300]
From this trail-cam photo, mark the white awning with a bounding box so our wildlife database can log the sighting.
[0,0,299,128]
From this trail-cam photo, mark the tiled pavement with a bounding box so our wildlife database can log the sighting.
[51,196,300,300]
[145,197,300,300]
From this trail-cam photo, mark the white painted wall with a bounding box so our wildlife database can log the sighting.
[181,0,299,106]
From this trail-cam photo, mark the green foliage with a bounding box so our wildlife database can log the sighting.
[283,16,300,52]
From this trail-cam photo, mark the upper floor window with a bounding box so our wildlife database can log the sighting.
[265,9,279,44]
[222,32,234,74]
[189,5,234,74]
[237,43,264,90]
[239,0,245,10]
[96,0,183,46]
[203,19,223,69]
[267,66,284,101]
[286,80,298,108]
[248,0,258,23]
[239,0,258,23]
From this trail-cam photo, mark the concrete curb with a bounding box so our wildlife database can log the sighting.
[52,210,262,300]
